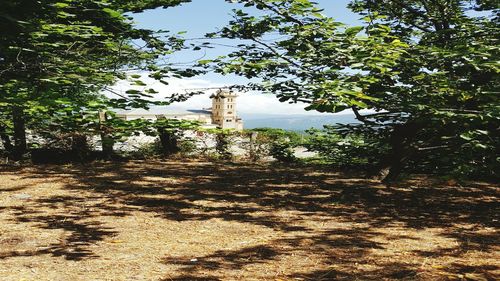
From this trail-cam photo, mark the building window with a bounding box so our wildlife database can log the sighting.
[226,119,232,122]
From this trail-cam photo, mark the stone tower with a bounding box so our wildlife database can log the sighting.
[210,89,243,130]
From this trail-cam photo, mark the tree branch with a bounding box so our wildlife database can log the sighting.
[249,36,303,69]
[351,106,378,125]
[255,1,304,26]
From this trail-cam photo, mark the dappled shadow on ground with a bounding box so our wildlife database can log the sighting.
[0,161,498,280]
[1,215,116,261]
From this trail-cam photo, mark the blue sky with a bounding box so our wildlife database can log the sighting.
[132,0,361,72]
[123,0,365,115]
[133,0,360,35]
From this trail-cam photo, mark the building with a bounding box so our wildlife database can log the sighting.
[116,89,244,130]
[210,89,244,131]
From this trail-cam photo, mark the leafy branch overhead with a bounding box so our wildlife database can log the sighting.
[0,0,200,158]
[209,0,499,179]
[205,0,410,113]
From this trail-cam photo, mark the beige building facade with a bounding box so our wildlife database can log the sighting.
[210,89,244,131]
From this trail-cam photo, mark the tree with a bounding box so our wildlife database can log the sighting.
[154,117,200,156]
[205,0,499,180]
[347,0,499,180]
[0,0,196,159]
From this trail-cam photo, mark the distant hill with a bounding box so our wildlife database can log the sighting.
[240,113,360,131]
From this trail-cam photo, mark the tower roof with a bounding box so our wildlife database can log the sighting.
[210,89,238,99]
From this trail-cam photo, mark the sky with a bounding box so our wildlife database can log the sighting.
[116,0,364,116]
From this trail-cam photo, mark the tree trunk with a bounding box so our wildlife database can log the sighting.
[377,121,419,183]
[158,128,179,156]
[0,125,13,153]
[12,106,27,160]
[249,131,258,162]
[101,134,115,158]
[71,133,89,162]
[99,111,114,158]
[216,132,232,160]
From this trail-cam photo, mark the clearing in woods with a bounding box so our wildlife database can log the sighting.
[0,160,498,280]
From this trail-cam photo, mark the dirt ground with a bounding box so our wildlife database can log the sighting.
[0,160,498,281]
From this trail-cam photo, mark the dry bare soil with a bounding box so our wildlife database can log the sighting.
[0,160,498,281]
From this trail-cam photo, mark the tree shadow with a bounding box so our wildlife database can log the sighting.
[163,245,279,272]
[0,160,498,279]
[160,275,221,281]
[3,208,117,261]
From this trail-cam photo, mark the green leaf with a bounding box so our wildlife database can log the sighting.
[345,26,363,36]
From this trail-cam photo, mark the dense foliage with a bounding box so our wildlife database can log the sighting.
[248,128,302,162]
[207,0,499,180]
[0,0,498,181]
[305,126,388,168]
[0,0,195,159]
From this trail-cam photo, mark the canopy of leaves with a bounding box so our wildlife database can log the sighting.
[0,0,198,155]
[210,0,499,178]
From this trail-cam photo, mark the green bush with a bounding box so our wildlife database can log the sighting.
[178,138,197,157]
[215,130,234,160]
[305,126,389,168]
[247,128,303,163]
[131,140,163,159]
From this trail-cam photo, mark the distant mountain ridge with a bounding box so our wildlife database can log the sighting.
[240,113,360,131]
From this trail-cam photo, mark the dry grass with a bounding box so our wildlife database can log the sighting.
[0,160,498,281]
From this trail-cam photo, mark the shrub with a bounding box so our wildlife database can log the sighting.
[246,128,303,163]
[215,130,234,160]
[305,126,389,168]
